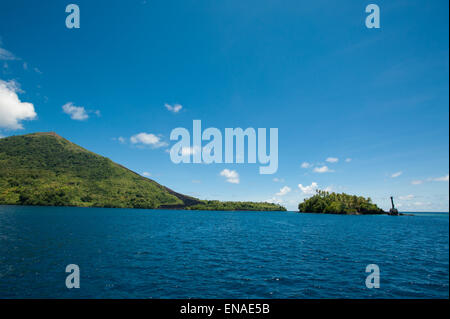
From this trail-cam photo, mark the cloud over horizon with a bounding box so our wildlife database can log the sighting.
[301,162,312,169]
[220,169,240,184]
[399,194,414,200]
[0,47,17,61]
[326,157,339,163]
[62,102,89,121]
[0,80,37,130]
[313,166,333,173]
[411,174,449,185]
[430,174,449,182]
[276,186,291,196]
[298,182,318,195]
[165,103,183,113]
[130,132,167,148]
[391,171,403,178]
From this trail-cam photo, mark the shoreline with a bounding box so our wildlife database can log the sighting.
[1,204,445,214]
[0,203,286,212]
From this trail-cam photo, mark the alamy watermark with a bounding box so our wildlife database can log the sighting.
[65,264,80,289]
[64,4,379,30]
[169,120,278,174]
[65,4,80,29]
[365,4,380,29]
[365,264,380,289]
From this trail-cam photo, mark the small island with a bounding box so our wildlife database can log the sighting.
[298,190,386,215]
[184,200,286,211]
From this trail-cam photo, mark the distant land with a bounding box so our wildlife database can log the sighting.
[0,132,286,211]
[298,190,389,215]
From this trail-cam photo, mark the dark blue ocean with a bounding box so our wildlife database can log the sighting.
[0,205,448,299]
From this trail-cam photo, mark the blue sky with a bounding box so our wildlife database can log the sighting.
[0,0,448,211]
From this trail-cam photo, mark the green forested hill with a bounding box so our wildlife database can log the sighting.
[0,132,285,211]
[298,190,385,215]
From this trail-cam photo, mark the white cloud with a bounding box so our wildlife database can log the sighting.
[276,186,291,196]
[113,136,126,144]
[267,197,283,205]
[0,80,37,130]
[62,102,89,120]
[399,194,414,200]
[141,172,151,177]
[411,174,448,185]
[313,166,333,173]
[273,177,284,182]
[0,47,17,61]
[298,182,318,195]
[130,132,167,148]
[164,103,183,113]
[220,169,240,184]
[301,162,312,169]
[391,171,403,178]
[429,174,449,182]
[345,158,352,162]
[326,157,339,163]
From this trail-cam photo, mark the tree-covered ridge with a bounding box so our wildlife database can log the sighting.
[0,133,183,208]
[298,190,385,215]
[185,200,287,211]
[0,132,285,211]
